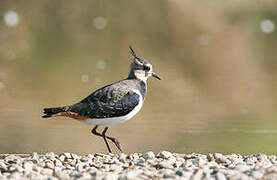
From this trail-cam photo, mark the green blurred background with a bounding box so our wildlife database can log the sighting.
[1,0,277,155]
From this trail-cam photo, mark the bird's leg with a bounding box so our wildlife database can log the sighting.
[91,125,101,136]
[108,137,122,152]
[102,127,112,153]
[91,126,122,152]
[91,125,111,152]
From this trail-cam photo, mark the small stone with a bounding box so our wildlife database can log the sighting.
[103,173,119,180]
[95,153,107,157]
[71,153,79,160]
[255,153,267,161]
[0,162,7,171]
[216,172,227,180]
[46,152,56,158]
[48,177,59,180]
[16,164,24,172]
[214,153,230,164]
[192,157,206,166]
[32,165,42,172]
[137,157,145,163]
[234,163,250,172]
[110,164,122,172]
[41,168,53,176]
[78,172,91,179]
[8,172,21,179]
[266,166,277,173]
[30,152,39,163]
[23,161,33,173]
[157,161,172,169]
[124,171,138,179]
[128,153,139,161]
[59,155,66,162]
[176,170,184,176]
[191,169,203,180]
[183,171,193,179]
[207,154,215,161]
[87,167,98,173]
[45,161,55,169]
[184,159,194,168]
[146,159,156,166]
[173,161,182,168]
[143,152,155,160]
[8,165,17,172]
[39,161,46,168]
[87,154,94,159]
[229,173,249,180]
[80,156,92,164]
[5,155,21,164]
[268,156,277,164]
[251,171,263,179]
[265,173,277,180]
[69,159,77,166]
[76,163,84,172]
[119,153,128,162]
[54,166,62,172]
[202,165,211,175]
[63,152,72,159]
[54,170,70,180]
[54,159,63,167]
[157,151,172,159]
[163,173,176,178]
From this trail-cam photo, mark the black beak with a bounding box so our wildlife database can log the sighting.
[152,72,161,80]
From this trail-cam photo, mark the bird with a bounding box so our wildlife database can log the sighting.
[42,46,161,153]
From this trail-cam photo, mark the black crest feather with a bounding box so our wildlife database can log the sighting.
[128,46,150,65]
[129,46,137,58]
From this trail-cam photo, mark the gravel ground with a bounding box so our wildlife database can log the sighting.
[0,151,277,180]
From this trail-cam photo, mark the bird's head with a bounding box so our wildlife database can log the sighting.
[128,46,161,82]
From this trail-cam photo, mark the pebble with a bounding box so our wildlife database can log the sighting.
[0,161,8,171]
[214,153,231,164]
[54,159,63,167]
[103,173,118,180]
[157,151,173,159]
[251,170,263,179]
[23,162,33,173]
[143,151,155,160]
[45,161,55,169]
[119,153,128,162]
[175,169,184,176]
[183,171,193,179]
[40,168,53,176]
[193,157,206,166]
[265,173,277,180]
[63,152,72,159]
[54,169,70,180]
[234,163,250,172]
[0,152,275,179]
[158,160,172,169]
[216,172,227,180]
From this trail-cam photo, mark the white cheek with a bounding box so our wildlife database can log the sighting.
[135,71,147,81]
[148,71,153,77]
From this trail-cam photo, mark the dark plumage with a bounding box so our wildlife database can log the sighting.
[42,79,146,119]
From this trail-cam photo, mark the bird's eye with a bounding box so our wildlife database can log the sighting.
[143,66,150,71]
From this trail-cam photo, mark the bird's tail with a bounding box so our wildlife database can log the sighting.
[42,106,70,118]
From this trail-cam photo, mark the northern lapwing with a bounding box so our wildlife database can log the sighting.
[42,46,161,153]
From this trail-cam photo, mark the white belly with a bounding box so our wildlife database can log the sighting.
[83,93,143,127]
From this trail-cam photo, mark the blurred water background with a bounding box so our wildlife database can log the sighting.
[1,0,277,155]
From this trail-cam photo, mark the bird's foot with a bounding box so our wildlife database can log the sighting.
[111,138,122,152]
